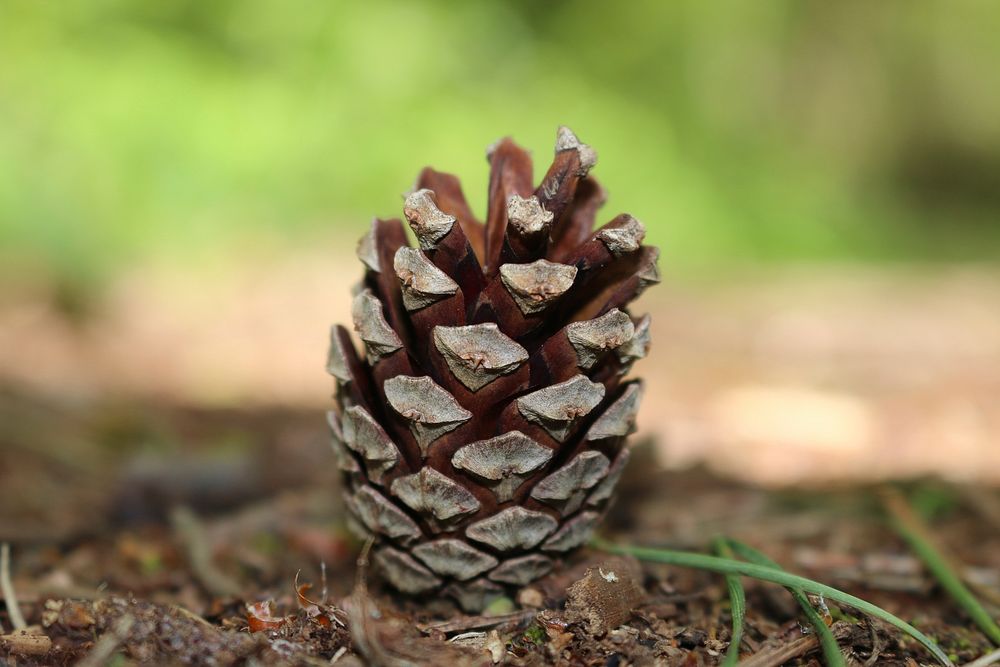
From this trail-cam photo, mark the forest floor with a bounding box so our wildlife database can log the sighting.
[1,389,999,666]
[1,264,999,664]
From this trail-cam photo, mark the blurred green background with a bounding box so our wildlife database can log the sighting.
[2,0,999,299]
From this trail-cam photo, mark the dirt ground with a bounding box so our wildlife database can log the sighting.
[1,390,999,666]
[1,264,999,664]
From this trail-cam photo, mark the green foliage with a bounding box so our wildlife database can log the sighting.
[593,538,953,666]
[882,489,1000,647]
[523,624,547,646]
[712,537,746,666]
[2,0,1000,290]
[726,538,847,667]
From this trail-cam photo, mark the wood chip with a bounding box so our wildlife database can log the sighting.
[0,630,52,657]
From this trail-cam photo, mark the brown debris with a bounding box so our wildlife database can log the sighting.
[43,597,265,664]
[564,563,644,636]
[246,600,287,632]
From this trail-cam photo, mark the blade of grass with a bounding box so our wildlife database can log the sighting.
[712,537,746,666]
[726,538,846,667]
[881,487,1000,646]
[591,538,953,666]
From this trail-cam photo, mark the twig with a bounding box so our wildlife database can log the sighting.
[169,506,242,598]
[171,604,215,629]
[343,540,472,666]
[1,543,27,631]
[320,561,328,604]
[738,622,853,667]
[964,648,1000,667]
[0,630,52,656]
[961,488,1000,534]
[881,487,1000,646]
[958,488,1000,608]
[419,609,536,634]
[863,617,883,667]
[345,539,420,667]
[77,614,135,667]
[355,538,374,593]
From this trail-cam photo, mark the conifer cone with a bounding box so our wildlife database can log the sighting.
[328,127,659,611]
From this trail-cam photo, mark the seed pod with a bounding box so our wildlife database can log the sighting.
[328,126,657,608]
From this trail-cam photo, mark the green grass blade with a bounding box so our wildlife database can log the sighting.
[712,537,746,666]
[592,538,953,666]
[726,538,846,667]
[882,488,1000,646]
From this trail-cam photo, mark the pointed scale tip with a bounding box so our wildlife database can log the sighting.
[393,247,459,311]
[499,259,577,315]
[597,215,646,257]
[356,219,381,272]
[506,194,553,236]
[555,125,597,174]
[403,189,456,250]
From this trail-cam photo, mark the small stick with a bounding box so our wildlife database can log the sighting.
[0,543,27,631]
[0,631,52,656]
[739,623,853,667]
[77,614,134,667]
[863,617,883,667]
[961,488,1000,534]
[344,539,382,663]
[965,648,1000,667]
[170,507,242,598]
[419,609,536,635]
[170,604,215,629]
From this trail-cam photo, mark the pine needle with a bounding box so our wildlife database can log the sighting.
[964,648,1000,667]
[592,538,953,666]
[1,543,27,631]
[712,537,745,666]
[726,538,847,667]
[881,487,1000,647]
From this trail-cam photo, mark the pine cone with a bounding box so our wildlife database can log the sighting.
[328,127,658,611]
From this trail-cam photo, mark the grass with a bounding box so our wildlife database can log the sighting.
[725,538,846,667]
[592,537,953,666]
[881,487,1000,647]
[711,536,745,666]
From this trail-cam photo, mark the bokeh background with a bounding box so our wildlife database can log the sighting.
[2,0,999,485]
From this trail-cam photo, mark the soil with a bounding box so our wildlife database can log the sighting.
[1,387,998,666]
